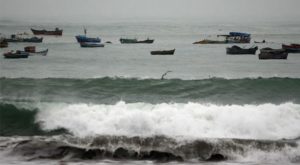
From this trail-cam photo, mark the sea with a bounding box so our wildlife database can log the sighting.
[0,19,300,165]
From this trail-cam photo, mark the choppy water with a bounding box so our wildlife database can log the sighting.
[0,20,300,164]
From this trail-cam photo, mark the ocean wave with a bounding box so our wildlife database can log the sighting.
[1,77,300,104]
[1,102,300,140]
[0,103,66,136]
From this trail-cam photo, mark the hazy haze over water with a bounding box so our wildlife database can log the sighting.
[1,0,300,23]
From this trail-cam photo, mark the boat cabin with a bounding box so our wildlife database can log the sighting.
[218,32,251,43]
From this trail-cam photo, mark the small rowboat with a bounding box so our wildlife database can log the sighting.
[226,45,258,55]
[282,44,300,53]
[151,49,175,55]
[80,42,105,48]
[3,51,29,58]
[259,48,288,60]
[120,38,154,44]
[21,46,48,56]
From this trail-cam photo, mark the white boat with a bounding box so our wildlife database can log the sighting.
[21,46,48,56]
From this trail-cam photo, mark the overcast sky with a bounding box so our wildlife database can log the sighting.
[1,0,300,23]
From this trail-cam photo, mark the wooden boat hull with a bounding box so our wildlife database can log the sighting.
[137,39,154,44]
[3,51,29,58]
[226,46,258,55]
[31,28,63,36]
[120,38,154,44]
[151,49,175,55]
[282,44,300,53]
[80,42,104,48]
[259,48,288,60]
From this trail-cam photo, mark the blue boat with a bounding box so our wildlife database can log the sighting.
[75,35,101,43]
[218,32,251,43]
[229,32,251,37]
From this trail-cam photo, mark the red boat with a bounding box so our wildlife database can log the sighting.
[282,44,300,53]
[31,28,63,36]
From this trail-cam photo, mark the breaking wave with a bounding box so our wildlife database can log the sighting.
[1,102,300,140]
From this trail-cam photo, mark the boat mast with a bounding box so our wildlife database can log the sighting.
[84,27,87,36]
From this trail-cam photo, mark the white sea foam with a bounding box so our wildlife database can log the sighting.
[232,141,300,164]
[36,101,300,139]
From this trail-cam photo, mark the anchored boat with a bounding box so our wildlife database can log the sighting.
[120,38,154,44]
[22,46,48,56]
[282,44,300,53]
[4,35,43,43]
[259,48,288,60]
[75,35,101,43]
[194,32,251,44]
[31,28,63,36]
[80,42,105,48]
[3,50,29,59]
[226,45,258,55]
[151,49,175,55]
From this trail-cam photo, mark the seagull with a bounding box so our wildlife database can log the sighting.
[161,71,172,80]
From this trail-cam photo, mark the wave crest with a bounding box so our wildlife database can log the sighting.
[35,101,300,139]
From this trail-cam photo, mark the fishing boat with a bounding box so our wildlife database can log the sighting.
[259,48,288,60]
[4,34,23,42]
[194,32,251,44]
[4,35,43,43]
[0,40,8,48]
[120,38,137,43]
[226,45,258,55]
[151,49,175,55]
[120,38,154,44]
[80,42,105,48]
[282,44,300,53]
[3,50,29,58]
[22,46,48,56]
[222,32,251,43]
[31,28,63,36]
[75,35,101,43]
[23,37,43,43]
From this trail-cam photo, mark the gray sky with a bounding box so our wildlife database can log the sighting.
[1,0,300,23]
